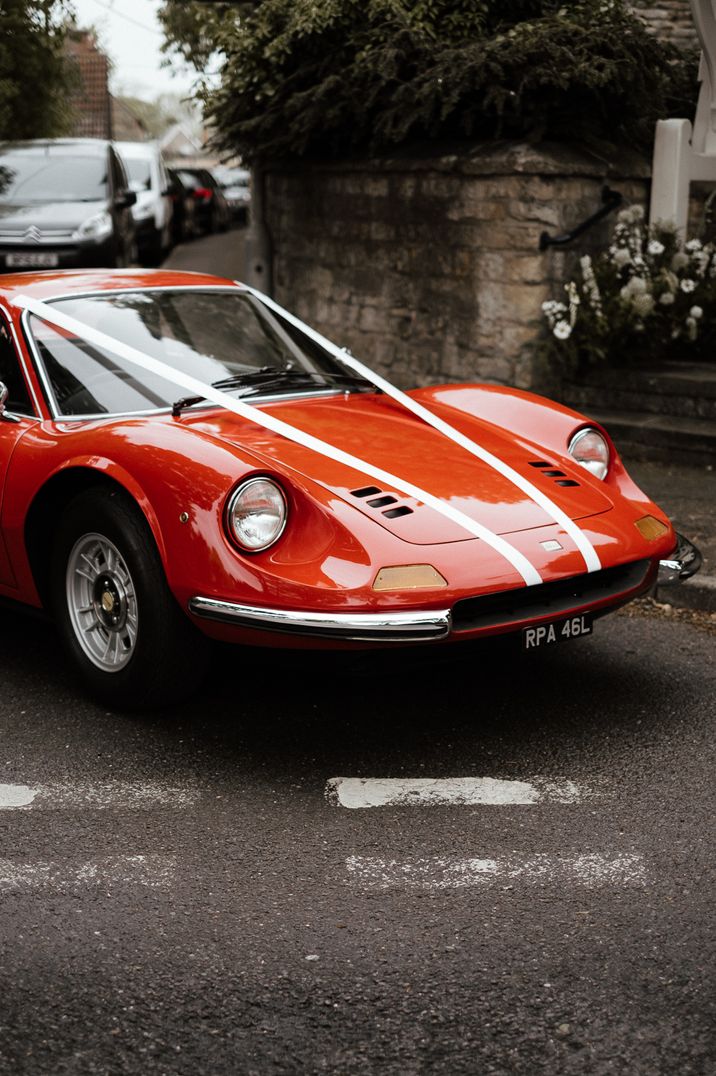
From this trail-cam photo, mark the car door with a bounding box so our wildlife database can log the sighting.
[0,316,39,586]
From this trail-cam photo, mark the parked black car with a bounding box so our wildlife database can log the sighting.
[214,165,251,224]
[173,167,230,235]
[167,168,198,244]
[0,139,136,272]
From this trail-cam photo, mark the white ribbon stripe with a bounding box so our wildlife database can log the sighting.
[246,286,601,575]
[16,292,542,587]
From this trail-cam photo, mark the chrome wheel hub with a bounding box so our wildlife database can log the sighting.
[66,534,138,672]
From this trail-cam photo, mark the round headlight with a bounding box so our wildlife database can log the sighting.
[226,477,287,551]
[568,427,610,481]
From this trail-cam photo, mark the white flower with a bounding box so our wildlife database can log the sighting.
[685,238,702,252]
[620,276,648,300]
[613,248,631,269]
[680,278,696,293]
[694,251,710,277]
[659,292,675,306]
[690,305,703,318]
[648,240,665,256]
[579,254,593,272]
[632,294,655,317]
[617,204,645,225]
[553,321,572,340]
[686,316,698,341]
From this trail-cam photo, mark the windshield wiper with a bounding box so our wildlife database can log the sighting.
[171,367,374,416]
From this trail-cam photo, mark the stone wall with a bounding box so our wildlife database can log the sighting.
[630,1,699,50]
[265,145,651,391]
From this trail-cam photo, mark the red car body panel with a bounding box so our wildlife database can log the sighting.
[0,270,676,651]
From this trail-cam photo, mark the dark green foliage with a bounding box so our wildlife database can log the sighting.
[0,1,75,140]
[160,0,696,162]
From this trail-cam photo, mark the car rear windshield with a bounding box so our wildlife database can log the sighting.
[0,150,108,203]
[27,289,369,418]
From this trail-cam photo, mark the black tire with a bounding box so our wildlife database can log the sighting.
[50,487,209,710]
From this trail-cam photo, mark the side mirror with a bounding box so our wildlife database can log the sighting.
[115,190,137,210]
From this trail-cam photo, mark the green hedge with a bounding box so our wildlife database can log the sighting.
[161,0,696,162]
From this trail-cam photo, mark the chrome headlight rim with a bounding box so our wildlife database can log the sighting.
[225,475,288,553]
[567,426,610,481]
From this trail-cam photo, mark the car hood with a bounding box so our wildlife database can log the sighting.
[185,392,614,546]
[0,199,108,230]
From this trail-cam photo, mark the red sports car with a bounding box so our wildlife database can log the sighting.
[0,270,701,707]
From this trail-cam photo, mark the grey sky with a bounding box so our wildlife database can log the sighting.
[70,0,201,101]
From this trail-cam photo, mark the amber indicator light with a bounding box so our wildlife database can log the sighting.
[372,565,448,591]
[634,515,669,541]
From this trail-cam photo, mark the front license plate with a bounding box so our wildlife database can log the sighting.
[5,252,59,268]
[522,614,593,650]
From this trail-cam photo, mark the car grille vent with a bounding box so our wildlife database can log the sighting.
[350,486,414,519]
[528,461,551,467]
[556,479,579,487]
[452,558,652,633]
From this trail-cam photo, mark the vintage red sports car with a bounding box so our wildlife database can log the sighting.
[0,269,701,707]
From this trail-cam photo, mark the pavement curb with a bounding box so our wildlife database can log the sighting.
[652,573,716,615]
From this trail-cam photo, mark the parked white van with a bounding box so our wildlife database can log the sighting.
[115,141,173,265]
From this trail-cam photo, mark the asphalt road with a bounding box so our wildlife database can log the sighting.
[163,226,249,280]
[0,603,714,1075]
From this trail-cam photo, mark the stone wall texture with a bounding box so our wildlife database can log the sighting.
[266,146,652,391]
[630,0,699,49]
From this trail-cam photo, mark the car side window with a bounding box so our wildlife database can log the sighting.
[0,318,34,415]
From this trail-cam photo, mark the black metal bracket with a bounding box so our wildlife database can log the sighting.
[539,185,623,252]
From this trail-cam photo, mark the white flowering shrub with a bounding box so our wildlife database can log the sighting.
[541,205,716,368]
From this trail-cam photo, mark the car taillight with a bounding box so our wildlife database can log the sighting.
[193,186,212,200]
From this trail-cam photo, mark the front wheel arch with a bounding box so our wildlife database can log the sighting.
[25,467,166,611]
[50,484,208,708]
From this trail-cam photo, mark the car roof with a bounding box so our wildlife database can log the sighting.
[115,141,161,158]
[0,269,245,305]
[0,139,110,155]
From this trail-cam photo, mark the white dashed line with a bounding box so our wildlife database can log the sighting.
[346,853,646,890]
[0,781,199,810]
[326,776,586,809]
[0,854,176,892]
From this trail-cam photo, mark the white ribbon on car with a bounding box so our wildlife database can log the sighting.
[16,289,593,588]
[246,286,602,576]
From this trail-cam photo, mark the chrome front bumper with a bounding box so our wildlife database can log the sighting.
[657,533,702,586]
[190,539,701,643]
[188,596,452,642]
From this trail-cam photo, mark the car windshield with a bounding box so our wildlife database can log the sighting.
[27,289,370,417]
[0,150,108,203]
[123,156,152,192]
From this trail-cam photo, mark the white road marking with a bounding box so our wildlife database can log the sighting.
[0,781,199,810]
[346,853,646,890]
[0,783,36,808]
[0,855,176,892]
[326,776,585,809]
